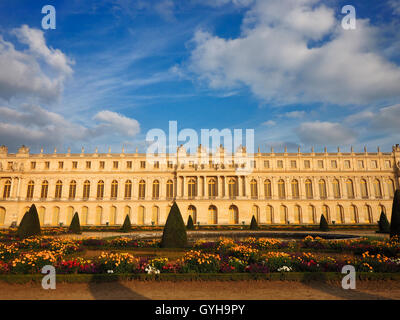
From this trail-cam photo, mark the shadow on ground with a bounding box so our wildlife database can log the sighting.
[88,277,150,300]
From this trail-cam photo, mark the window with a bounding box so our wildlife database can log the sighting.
[41,180,49,199]
[58,161,64,169]
[154,161,160,169]
[166,180,174,199]
[291,180,299,199]
[26,181,34,200]
[304,160,310,169]
[208,178,217,199]
[305,179,313,199]
[371,160,377,169]
[152,180,160,199]
[138,180,146,199]
[228,178,238,199]
[111,180,118,199]
[126,161,132,169]
[113,161,119,169]
[83,180,90,200]
[317,160,323,169]
[290,160,297,169]
[387,179,395,198]
[385,160,391,168]
[277,160,283,168]
[140,161,146,169]
[45,161,50,169]
[250,179,258,199]
[264,160,270,168]
[3,180,11,199]
[31,161,36,169]
[69,181,76,199]
[319,179,327,199]
[97,181,104,199]
[346,179,354,198]
[374,179,382,198]
[344,160,351,169]
[331,160,337,168]
[278,179,285,199]
[55,180,62,199]
[188,178,196,199]
[251,160,256,168]
[124,180,132,199]
[360,179,368,199]
[72,161,78,169]
[99,161,105,169]
[264,179,272,198]
[332,179,341,198]
[86,161,91,169]
[167,161,173,169]
[358,160,364,169]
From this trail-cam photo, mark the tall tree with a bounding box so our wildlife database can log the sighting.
[160,202,187,248]
[17,204,41,239]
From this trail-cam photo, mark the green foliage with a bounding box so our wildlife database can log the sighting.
[121,215,132,232]
[160,202,187,248]
[186,215,195,230]
[17,204,41,239]
[378,211,390,233]
[249,215,258,230]
[390,189,400,240]
[319,214,329,231]
[69,212,81,234]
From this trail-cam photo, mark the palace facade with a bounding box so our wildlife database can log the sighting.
[0,144,399,227]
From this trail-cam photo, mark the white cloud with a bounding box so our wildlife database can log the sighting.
[262,120,276,126]
[390,0,400,15]
[188,0,400,105]
[283,111,306,119]
[0,25,73,102]
[295,121,357,145]
[93,110,140,137]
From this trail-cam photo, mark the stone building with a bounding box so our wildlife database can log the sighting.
[0,144,399,227]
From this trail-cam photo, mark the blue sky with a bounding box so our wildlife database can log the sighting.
[0,0,400,154]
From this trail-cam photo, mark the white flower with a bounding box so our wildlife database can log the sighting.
[145,265,160,275]
[277,266,292,272]
[107,270,114,274]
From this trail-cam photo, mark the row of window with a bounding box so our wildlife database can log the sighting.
[1,177,395,201]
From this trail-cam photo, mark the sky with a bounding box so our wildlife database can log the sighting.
[0,0,400,154]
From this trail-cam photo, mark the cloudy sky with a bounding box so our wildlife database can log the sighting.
[0,0,399,153]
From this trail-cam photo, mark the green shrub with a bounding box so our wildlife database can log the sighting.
[186,215,195,230]
[121,215,132,232]
[390,189,400,240]
[249,215,258,230]
[378,211,390,233]
[69,212,81,234]
[160,202,187,248]
[319,214,329,231]
[17,204,41,239]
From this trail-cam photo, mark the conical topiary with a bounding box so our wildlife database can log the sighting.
[186,215,195,230]
[160,202,187,248]
[69,212,81,234]
[17,204,41,239]
[390,189,400,240]
[121,214,132,232]
[378,211,390,233]
[249,215,258,230]
[319,214,329,231]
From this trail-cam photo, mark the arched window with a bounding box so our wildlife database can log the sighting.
[188,205,197,224]
[332,179,341,198]
[305,179,313,199]
[252,205,260,222]
[41,180,49,199]
[138,206,145,225]
[166,180,174,199]
[266,205,273,223]
[208,178,217,199]
[291,180,299,199]
[83,180,90,200]
[97,180,104,199]
[373,179,382,198]
[69,180,76,199]
[319,179,327,199]
[336,205,344,224]
[278,179,286,199]
[209,205,217,224]
[360,179,368,199]
[280,205,288,224]
[138,180,146,199]
[82,206,88,225]
[322,205,330,222]
[0,207,5,226]
[3,180,11,199]
[228,178,238,199]
[308,205,316,224]
[124,180,132,199]
[38,207,46,226]
[95,206,103,225]
[26,180,35,200]
[111,180,118,199]
[188,178,196,199]
[250,179,258,199]
[229,205,239,224]
[55,180,62,199]
[294,205,301,224]
[364,205,372,223]
[387,179,395,198]
[52,207,60,225]
[152,180,160,199]
[346,179,354,199]
[67,206,74,224]
[109,206,116,225]
[152,206,159,225]
[264,179,272,199]
[350,205,358,223]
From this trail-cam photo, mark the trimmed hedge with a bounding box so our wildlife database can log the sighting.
[121,215,132,232]
[160,202,188,248]
[186,215,195,230]
[69,212,81,234]
[319,214,329,231]
[249,215,258,230]
[17,204,41,239]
